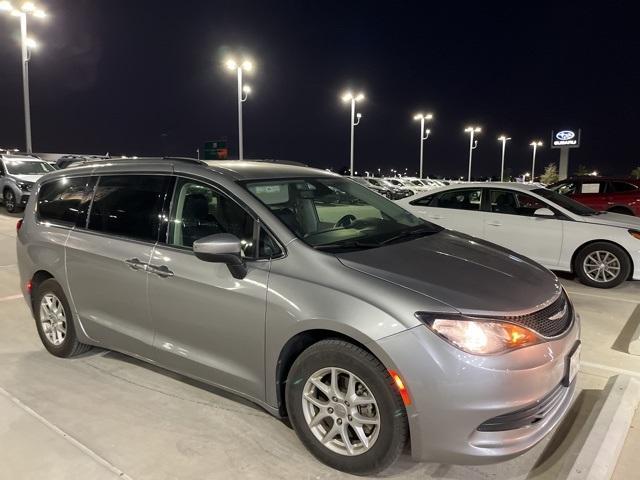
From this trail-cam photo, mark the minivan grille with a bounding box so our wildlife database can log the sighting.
[502,292,572,338]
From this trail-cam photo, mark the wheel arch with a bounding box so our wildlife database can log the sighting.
[275,329,392,418]
[29,270,55,310]
[606,205,634,215]
[571,239,635,280]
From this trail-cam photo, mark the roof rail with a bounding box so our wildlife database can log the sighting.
[67,156,207,167]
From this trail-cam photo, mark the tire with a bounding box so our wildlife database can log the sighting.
[3,189,18,213]
[574,242,631,288]
[32,279,91,357]
[607,207,634,216]
[286,339,408,475]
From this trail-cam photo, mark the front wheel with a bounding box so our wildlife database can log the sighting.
[286,339,408,475]
[3,189,18,213]
[575,242,631,288]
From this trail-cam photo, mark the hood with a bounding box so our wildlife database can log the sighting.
[578,212,640,229]
[11,174,42,183]
[337,230,561,315]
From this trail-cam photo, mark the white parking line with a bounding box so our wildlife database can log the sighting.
[564,289,640,304]
[0,385,134,480]
[0,294,23,302]
[582,360,640,380]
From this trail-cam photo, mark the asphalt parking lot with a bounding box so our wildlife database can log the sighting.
[0,210,639,480]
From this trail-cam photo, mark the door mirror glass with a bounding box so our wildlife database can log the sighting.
[193,233,247,279]
[534,207,555,217]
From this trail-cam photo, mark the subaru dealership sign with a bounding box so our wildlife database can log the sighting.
[551,129,581,148]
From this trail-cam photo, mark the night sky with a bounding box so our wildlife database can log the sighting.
[0,0,638,178]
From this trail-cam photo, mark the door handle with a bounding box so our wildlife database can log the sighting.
[125,258,148,271]
[486,221,502,227]
[148,264,175,278]
[428,215,444,220]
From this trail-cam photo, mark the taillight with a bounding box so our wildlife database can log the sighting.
[16,219,23,232]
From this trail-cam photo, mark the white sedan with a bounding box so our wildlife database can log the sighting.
[396,182,640,288]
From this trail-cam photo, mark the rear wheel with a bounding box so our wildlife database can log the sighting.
[607,206,634,216]
[575,242,631,288]
[3,189,17,213]
[33,279,91,357]
[286,339,408,475]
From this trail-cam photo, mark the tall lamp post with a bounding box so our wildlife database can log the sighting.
[464,126,481,181]
[225,57,253,160]
[341,91,364,175]
[1,1,47,153]
[529,141,542,183]
[413,113,433,179]
[497,135,511,181]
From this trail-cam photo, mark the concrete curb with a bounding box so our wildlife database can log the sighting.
[563,375,640,480]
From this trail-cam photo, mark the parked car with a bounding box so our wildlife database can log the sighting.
[397,182,640,288]
[365,177,414,199]
[548,176,640,216]
[18,159,579,474]
[348,176,394,198]
[0,154,55,213]
[56,154,110,169]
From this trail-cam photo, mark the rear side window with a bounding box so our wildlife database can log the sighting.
[37,176,90,226]
[410,194,435,206]
[610,181,638,193]
[432,189,482,211]
[88,175,170,242]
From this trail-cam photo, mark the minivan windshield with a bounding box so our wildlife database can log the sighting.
[4,159,54,176]
[244,177,441,252]
[533,188,598,216]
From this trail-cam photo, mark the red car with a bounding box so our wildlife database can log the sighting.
[548,177,640,216]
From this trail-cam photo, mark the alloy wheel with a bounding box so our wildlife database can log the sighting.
[39,293,67,346]
[583,250,621,283]
[301,367,380,456]
[4,191,15,212]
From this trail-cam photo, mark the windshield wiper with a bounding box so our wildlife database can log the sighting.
[378,226,438,245]
[312,239,381,251]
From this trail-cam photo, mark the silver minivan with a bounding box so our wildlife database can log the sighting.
[17,158,580,475]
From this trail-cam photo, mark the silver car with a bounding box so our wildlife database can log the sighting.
[17,158,580,475]
[1,154,55,213]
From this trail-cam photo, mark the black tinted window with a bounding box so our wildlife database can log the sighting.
[433,189,482,211]
[410,194,434,206]
[610,181,638,193]
[88,175,170,242]
[38,176,89,225]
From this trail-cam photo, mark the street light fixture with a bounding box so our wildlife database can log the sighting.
[225,56,253,160]
[529,141,543,183]
[413,113,433,179]
[464,126,481,181]
[1,1,47,153]
[341,91,365,175]
[497,135,511,181]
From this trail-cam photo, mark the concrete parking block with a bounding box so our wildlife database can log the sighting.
[562,375,640,480]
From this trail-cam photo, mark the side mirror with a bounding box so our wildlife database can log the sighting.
[534,207,555,217]
[193,233,247,279]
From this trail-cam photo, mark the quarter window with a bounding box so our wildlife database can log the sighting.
[167,179,257,257]
[87,175,170,242]
[610,181,638,193]
[37,176,90,226]
[432,189,482,211]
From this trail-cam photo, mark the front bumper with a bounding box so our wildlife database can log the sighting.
[377,314,580,464]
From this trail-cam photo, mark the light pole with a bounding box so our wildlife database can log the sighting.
[529,141,543,183]
[497,135,511,181]
[341,91,364,175]
[225,57,253,160]
[413,113,433,178]
[1,1,47,153]
[464,126,481,181]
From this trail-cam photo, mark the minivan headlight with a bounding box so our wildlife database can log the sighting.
[416,313,543,355]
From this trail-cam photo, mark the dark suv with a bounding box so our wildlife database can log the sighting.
[548,176,640,216]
